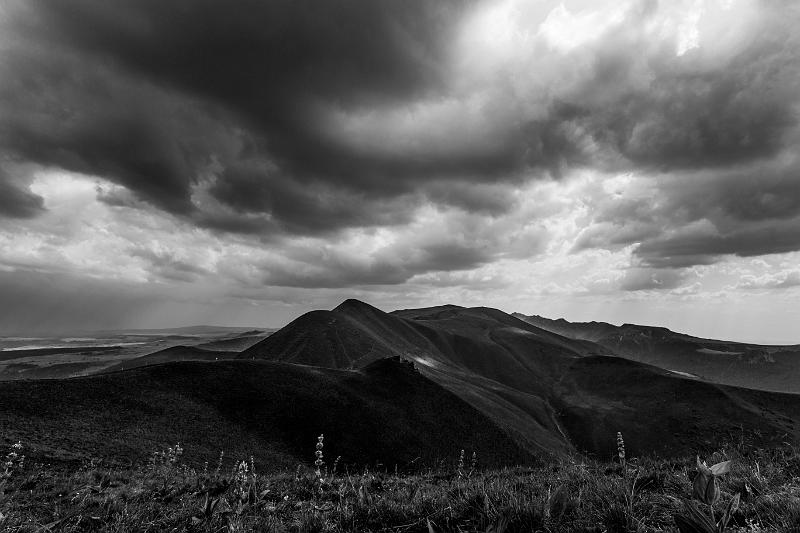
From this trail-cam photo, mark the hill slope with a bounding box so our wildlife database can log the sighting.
[515,313,800,394]
[555,356,800,457]
[0,359,530,470]
[101,345,235,373]
[241,300,800,458]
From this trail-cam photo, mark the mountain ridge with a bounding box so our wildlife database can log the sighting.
[240,299,800,458]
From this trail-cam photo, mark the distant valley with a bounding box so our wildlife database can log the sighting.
[0,326,274,380]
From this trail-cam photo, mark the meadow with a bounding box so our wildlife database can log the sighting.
[2,433,799,533]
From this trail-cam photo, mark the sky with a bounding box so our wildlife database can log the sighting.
[1,0,800,343]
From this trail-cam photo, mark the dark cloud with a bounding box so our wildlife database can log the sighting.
[212,205,549,288]
[575,151,800,268]
[34,0,460,107]
[255,240,494,289]
[661,157,800,224]
[583,54,796,171]
[0,44,244,215]
[636,220,800,268]
[0,168,45,218]
[2,0,516,237]
[209,161,417,235]
[245,244,492,288]
[2,0,798,240]
[24,0,478,179]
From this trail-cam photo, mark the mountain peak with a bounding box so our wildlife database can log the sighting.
[333,298,382,314]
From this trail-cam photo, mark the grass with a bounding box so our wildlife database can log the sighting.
[2,437,800,532]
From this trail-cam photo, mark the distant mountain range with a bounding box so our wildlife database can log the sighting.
[1,300,798,470]
[513,313,800,394]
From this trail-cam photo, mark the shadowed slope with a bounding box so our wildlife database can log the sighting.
[0,359,531,470]
[556,356,800,457]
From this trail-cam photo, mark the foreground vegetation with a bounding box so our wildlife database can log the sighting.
[2,435,800,533]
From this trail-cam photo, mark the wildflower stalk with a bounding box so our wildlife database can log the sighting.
[215,450,225,478]
[314,434,325,480]
[0,442,24,524]
[613,432,640,531]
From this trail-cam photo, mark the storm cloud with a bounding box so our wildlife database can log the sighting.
[2,0,800,338]
[1,0,794,240]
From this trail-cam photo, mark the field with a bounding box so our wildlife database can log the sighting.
[2,435,800,532]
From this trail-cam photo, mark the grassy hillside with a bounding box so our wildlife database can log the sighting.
[555,356,800,458]
[0,359,530,471]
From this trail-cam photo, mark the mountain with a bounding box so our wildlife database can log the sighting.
[241,300,800,458]
[514,313,800,394]
[240,299,604,455]
[0,358,530,470]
